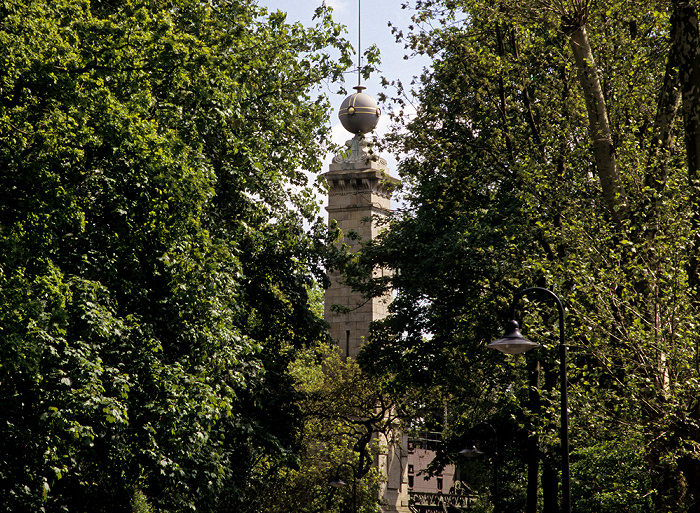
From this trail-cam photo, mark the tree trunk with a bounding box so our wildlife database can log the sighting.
[527,358,541,513]
[678,2,700,300]
[567,25,628,224]
[644,7,683,192]
[677,3,700,511]
[542,458,558,513]
[541,365,559,513]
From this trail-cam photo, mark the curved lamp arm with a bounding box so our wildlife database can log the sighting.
[488,287,570,513]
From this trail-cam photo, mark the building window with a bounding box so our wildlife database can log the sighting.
[408,476,414,489]
[408,465,414,474]
[436,478,443,491]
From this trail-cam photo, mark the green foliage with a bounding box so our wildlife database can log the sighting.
[352,0,700,511]
[571,435,652,512]
[0,0,351,511]
[243,344,387,513]
[131,489,154,513]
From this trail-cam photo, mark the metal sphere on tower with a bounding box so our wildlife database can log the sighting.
[338,85,381,135]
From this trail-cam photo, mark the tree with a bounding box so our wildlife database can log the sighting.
[244,344,394,513]
[0,0,351,511]
[352,0,700,511]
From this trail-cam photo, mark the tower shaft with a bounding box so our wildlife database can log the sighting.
[323,138,397,359]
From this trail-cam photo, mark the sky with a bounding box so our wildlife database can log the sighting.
[255,0,429,175]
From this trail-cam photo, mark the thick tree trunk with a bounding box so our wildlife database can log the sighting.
[677,3,700,511]
[542,459,558,513]
[526,359,541,513]
[568,26,628,224]
[541,366,559,513]
[645,7,683,192]
[679,455,700,513]
[679,2,700,300]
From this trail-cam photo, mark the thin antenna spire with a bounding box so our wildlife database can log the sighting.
[357,0,361,88]
[337,0,379,136]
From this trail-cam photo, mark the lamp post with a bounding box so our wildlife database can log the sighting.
[459,422,499,513]
[487,287,571,513]
[329,461,357,513]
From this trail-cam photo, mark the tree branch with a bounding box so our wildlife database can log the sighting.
[567,24,628,224]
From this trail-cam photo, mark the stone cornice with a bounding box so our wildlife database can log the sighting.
[321,168,399,199]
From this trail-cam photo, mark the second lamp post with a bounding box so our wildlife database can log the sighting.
[487,287,571,513]
[459,421,499,513]
[329,462,358,513]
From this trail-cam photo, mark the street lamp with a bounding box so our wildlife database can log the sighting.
[459,421,499,513]
[459,444,485,458]
[487,287,571,513]
[329,461,357,513]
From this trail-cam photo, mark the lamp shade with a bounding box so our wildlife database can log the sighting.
[459,444,485,458]
[329,476,347,488]
[487,320,540,355]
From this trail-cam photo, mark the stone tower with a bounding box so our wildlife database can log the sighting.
[322,135,397,359]
[322,86,409,513]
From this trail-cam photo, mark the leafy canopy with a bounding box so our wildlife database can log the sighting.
[353,0,700,511]
[0,0,352,511]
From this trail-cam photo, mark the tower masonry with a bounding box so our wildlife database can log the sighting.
[322,135,398,359]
